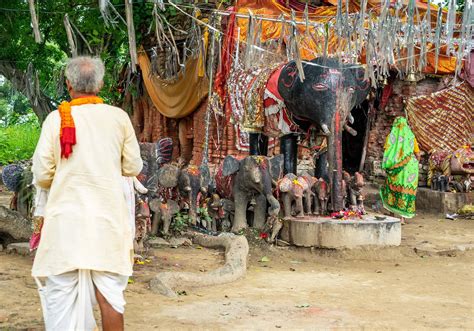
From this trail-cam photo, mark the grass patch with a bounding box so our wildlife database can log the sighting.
[0,124,40,165]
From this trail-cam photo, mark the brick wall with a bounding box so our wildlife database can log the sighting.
[365,77,444,185]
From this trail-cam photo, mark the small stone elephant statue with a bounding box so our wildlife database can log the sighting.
[149,198,180,236]
[343,171,365,213]
[313,178,330,215]
[207,193,235,232]
[279,173,310,219]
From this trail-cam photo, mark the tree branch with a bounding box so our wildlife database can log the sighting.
[0,61,54,123]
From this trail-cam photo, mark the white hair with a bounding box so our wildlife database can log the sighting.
[65,56,105,93]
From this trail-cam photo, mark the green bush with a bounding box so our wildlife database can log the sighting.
[0,124,40,165]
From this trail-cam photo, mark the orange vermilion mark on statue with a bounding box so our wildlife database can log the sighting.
[58,96,103,158]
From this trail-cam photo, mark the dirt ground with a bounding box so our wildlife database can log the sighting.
[0,187,473,330]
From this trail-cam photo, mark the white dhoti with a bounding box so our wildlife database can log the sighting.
[37,270,128,331]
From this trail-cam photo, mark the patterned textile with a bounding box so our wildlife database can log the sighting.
[380,117,419,218]
[263,65,300,138]
[58,96,104,158]
[406,82,474,153]
[227,64,299,150]
[215,165,234,199]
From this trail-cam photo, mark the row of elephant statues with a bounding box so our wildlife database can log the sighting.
[133,140,366,248]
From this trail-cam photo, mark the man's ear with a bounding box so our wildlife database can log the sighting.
[66,80,72,92]
[97,80,104,92]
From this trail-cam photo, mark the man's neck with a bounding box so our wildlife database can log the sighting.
[70,92,98,100]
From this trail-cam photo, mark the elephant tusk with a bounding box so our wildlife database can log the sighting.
[347,113,355,124]
[321,124,330,135]
[343,124,357,136]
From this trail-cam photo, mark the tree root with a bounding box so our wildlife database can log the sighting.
[0,206,32,244]
[149,232,249,298]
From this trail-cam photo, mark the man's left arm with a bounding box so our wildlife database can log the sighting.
[32,114,56,189]
[122,116,143,177]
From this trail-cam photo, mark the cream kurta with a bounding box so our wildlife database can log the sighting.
[32,103,142,277]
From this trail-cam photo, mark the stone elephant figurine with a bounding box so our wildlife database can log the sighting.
[178,164,211,226]
[313,178,330,215]
[428,147,474,189]
[149,198,180,235]
[215,155,283,233]
[207,193,235,232]
[156,162,211,227]
[343,171,365,213]
[138,138,173,193]
[278,173,314,219]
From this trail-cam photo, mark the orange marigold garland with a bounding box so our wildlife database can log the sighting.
[58,96,103,158]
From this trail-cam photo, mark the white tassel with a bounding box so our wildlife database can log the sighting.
[445,0,456,56]
[63,14,77,57]
[28,0,41,43]
[125,0,138,73]
[244,10,255,69]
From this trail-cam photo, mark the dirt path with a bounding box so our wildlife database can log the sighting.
[1,213,473,330]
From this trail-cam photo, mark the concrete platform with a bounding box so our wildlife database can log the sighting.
[280,214,401,248]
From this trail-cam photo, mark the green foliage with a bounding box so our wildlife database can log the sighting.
[171,211,190,233]
[197,206,213,224]
[441,0,465,11]
[0,124,40,165]
[0,79,37,126]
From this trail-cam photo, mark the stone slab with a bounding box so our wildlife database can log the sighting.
[364,184,473,214]
[416,188,473,214]
[284,214,401,248]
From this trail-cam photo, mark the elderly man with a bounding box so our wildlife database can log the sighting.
[32,56,142,331]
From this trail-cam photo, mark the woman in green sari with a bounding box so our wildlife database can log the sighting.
[380,117,421,223]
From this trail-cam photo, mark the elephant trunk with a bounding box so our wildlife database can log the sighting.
[328,91,351,212]
[188,191,198,225]
[163,214,171,235]
[266,194,280,217]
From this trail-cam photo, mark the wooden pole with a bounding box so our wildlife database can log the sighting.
[358,104,372,172]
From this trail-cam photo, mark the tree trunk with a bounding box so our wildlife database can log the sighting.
[0,62,54,122]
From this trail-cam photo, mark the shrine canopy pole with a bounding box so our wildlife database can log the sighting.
[202,21,216,166]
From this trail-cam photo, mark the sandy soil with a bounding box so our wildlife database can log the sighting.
[0,187,473,330]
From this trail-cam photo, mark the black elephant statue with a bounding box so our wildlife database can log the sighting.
[239,57,370,212]
[215,155,283,233]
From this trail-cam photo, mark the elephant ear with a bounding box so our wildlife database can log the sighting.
[269,154,284,181]
[157,164,180,188]
[149,198,161,212]
[279,177,292,192]
[222,155,240,177]
[167,200,180,214]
